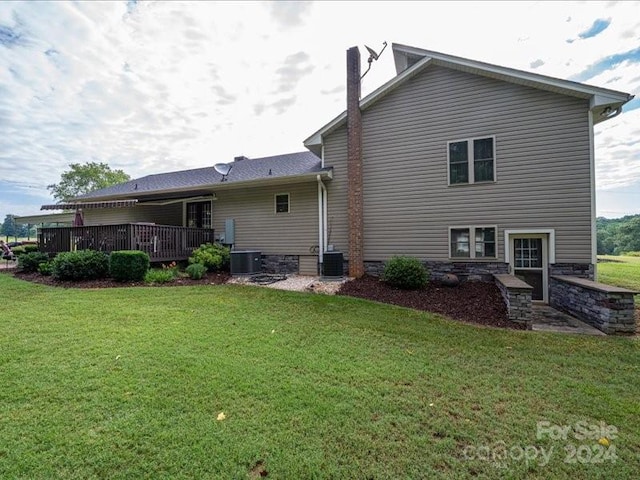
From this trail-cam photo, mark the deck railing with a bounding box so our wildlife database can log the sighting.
[38,223,215,262]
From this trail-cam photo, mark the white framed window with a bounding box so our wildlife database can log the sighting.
[447,136,496,185]
[449,226,497,259]
[275,193,290,214]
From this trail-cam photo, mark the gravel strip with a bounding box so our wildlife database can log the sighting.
[228,274,346,294]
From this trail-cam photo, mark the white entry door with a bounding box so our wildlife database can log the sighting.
[509,235,548,303]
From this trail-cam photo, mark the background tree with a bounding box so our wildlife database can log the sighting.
[614,216,640,253]
[1,214,18,238]
[597,214,640,255]
[1,215,31,240]
[47,162,130,202]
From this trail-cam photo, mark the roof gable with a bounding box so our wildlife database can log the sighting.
[304,44,633,154]
[392,44,632,109]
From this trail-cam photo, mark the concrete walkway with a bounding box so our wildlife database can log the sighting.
[530,304,605,336]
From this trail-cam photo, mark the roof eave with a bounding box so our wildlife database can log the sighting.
[305,43,634,151]
[392,43,633,105]
[14,212,75,224]
[72,170,333,202]
[304,57,434,151]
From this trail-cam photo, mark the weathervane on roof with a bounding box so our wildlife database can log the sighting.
[361,41,388,80]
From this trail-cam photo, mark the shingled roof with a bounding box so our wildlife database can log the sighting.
[75,151,324,201]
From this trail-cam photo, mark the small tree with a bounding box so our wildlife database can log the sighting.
[1,214,17,239]
[47,162,130,202]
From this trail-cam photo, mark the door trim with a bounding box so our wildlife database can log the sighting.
[509,235,548,303]
[503,228,555,264]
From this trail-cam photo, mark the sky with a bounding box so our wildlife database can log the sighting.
[1,0,639,220]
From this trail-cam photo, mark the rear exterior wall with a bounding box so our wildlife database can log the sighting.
[322,64,592,264]
[212,182,319,256]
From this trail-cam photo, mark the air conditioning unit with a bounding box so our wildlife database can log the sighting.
[230,250,262,276]
[322,251,344,279]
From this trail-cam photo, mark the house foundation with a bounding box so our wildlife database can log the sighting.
[363,260,508,281]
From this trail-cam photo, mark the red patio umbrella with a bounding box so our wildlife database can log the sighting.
[73,208,84,227]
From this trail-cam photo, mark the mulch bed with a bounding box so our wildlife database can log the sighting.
[6,269,524,330]
[338,275,525,330]
[11,271,230,289]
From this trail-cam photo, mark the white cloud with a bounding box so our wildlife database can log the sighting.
[0,0,639,219]
[595,108,640,190]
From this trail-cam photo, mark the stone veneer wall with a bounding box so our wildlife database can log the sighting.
[550,275,637,335]
[262,255,299,274]
[549,263,594,279]
[364,260,508,281]
[494,274,533,325]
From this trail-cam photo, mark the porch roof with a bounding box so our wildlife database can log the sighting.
[41,199,139,210]
[14,212,75,224]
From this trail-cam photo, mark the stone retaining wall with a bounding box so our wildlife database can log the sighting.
[549,263,594,279]
[550,275,637,335]
[494,274,533,325]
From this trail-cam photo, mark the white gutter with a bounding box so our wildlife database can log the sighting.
[317,175,328,266]
[73,170,333,203]
[588,109,597,279]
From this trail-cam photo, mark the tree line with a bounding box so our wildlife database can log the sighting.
[1,214,36,240]
[597,214,640,255]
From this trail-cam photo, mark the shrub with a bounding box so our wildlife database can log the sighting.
[189,243,230,272]
[185,263,207,280]
[18,252,49,273]
[109,250,150,282]
[52,250,109,281]
[382,256,428,290]
[38,261,54,276]
[144,268,176,284]
[11,246,26,256]
[625,251,640,257]
[23,244,39,253]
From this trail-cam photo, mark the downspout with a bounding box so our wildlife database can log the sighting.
[323,180,328,254]
[317,175,325,268]
[588,109,597,280]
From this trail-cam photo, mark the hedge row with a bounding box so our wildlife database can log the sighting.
[15,249,151,282]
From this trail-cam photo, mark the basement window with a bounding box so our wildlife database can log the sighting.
[448,136,495,185]
[449,226,497,259]
[275,193,290,214]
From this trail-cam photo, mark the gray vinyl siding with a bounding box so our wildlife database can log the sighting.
[212,182,318,256]
[83,204,183,226]
[323,64,592,263]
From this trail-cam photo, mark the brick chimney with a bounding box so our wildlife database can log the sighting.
[347,46,364,278]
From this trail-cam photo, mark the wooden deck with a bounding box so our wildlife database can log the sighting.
[38,224,215,262]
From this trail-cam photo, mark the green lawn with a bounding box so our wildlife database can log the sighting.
[1,274,638,479]
[598,255,640,302]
